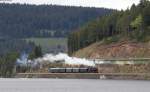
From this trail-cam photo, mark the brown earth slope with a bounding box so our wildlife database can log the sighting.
[73,41,150,59]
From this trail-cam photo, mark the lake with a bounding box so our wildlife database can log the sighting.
[0,79,149,92]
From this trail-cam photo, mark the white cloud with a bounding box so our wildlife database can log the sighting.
[2,0,140,10]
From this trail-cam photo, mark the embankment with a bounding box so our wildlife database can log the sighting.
[15,73,150,80]
[73,41,150,59]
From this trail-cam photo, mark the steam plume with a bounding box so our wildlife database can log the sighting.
[16,53,96,66]
[36,53,95,66]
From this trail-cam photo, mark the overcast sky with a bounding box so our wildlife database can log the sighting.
[1,0,141,10]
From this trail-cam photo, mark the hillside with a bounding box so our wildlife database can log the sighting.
[73,39,150,59]
[68,0,150,58]
[0,3,112,38]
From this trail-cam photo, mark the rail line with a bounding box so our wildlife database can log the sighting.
[17,73,150,76]
[16,73,150,79]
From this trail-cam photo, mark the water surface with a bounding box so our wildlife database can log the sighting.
[0,79,149,92]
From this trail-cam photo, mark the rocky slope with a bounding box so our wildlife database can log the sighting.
[73,41,150,59]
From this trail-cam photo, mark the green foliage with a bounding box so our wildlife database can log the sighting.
[68,1,150,55]
[103,36,120,44]
[129,30,144,42]
[28,46,42,60]
[34,46,42,58]
[0,52,19,77]
[130,15,142,29]
[28,52,36,60]
[142,2,150,28]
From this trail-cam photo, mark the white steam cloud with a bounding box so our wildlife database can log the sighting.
[16,53,135,68]
[17,53,97,66]
[36,53,95,66]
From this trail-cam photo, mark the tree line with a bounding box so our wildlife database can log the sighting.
[68,0,150,55]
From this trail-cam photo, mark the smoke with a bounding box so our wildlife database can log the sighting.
[16,53,96,66]
[36,53,95,66]
[16,52,29,65]
[17,53,135,67]
[16,52,39,67]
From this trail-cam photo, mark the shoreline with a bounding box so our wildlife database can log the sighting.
[15,73,150,80]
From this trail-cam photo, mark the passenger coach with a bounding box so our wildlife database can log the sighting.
[48,67,98,73]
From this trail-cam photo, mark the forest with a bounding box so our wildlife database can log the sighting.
[68,0,150,55]
[0,3,112,38]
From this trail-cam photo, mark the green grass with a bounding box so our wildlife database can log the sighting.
[25,38,68,53]
[102,35,120,44]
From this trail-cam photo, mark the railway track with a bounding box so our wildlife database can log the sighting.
[17,73,150,75]
[16,73,150,80]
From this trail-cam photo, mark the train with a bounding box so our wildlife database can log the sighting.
[48,67,98,73]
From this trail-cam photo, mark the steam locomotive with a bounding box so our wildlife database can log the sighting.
[48,67,98,73]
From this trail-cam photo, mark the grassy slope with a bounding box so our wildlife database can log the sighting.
[25,38,67,53]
